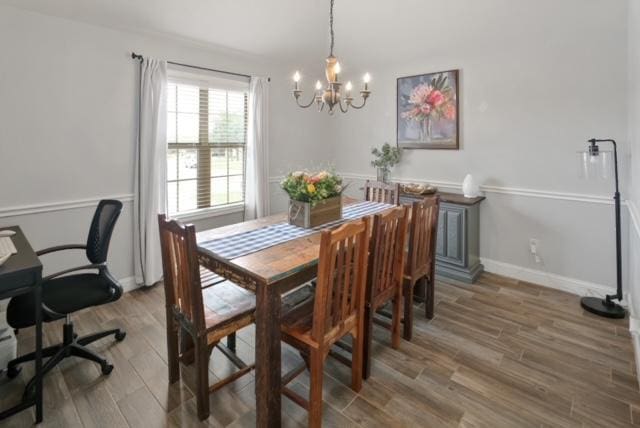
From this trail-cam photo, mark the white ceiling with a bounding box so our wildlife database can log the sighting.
[0,0,600,67]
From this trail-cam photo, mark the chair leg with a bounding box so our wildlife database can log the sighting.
[351,329,364,392]
[227,332,236,353]
[76,328,124,346]
[166,310,180,384]
[308,350,324,428]
[7,343,62,371]
[23,347,66,398]
[403,279,414,341]
[70,343,109,366]
[391,293,402,350]
[425,275,435,320]
[362,305,374,380]
[180,326,195,366]
[194,337,211,421]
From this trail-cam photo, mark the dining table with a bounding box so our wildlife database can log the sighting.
[195,197,394,427]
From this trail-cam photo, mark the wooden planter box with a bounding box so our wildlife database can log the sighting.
[288,196,342,228]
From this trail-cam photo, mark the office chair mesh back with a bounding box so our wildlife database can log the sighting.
[86,200,123,264]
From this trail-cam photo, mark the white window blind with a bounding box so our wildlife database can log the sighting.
[166,71,248,215]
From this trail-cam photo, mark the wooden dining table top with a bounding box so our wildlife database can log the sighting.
[196,197,367,286]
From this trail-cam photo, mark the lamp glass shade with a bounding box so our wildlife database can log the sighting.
[578,150,613,180]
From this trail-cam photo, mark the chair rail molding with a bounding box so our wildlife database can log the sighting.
[330,172,623,206]
[0,194,135,218]
[270,173,628,205]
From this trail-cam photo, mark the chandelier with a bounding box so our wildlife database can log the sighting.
[292,0,371,114]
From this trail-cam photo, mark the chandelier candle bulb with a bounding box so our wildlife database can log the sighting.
[293,71,301,91]
[315,80,323,91]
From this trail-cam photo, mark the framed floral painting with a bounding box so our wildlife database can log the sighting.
[397,69,459,149]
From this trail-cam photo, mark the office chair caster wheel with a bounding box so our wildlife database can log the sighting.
[6,365,21,379]
[101,363,114,375]
[115,331,126,342]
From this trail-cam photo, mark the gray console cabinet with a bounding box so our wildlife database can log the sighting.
[400,191,485,283]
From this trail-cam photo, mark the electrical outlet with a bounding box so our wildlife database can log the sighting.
[529,238,541,263]
[529,238,539,255]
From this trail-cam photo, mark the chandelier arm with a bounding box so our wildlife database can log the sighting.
[294,93,319,108]
[347,96,369,109]
[338,99,349,113]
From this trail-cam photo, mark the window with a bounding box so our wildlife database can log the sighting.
[166,71,248,216]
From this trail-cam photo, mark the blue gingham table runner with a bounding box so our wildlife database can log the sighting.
[200,201,394,260]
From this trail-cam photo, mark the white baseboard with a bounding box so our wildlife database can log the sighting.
[630,318,640,387]
[119,276,142,293]
[480,257,619,301]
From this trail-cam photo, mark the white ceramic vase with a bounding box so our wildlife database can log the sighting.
[462,174,480,198]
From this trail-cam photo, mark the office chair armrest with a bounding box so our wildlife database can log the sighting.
[43,263,105,282]
[37,244,87,256]
[41,302,65,319]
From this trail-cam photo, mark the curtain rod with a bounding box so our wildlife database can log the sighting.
[131,52,270,82]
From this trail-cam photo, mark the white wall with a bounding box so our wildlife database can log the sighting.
[0,0,635,299]
[0,4,329,283]
[628,0,640,320]
[331,0,629,293]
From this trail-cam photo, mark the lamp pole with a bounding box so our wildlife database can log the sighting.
[580,138,625,319]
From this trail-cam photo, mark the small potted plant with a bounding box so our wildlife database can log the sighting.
[371,143,401,183]
[281,170,344,228]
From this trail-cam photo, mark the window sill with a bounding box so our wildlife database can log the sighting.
[173,203,244,222]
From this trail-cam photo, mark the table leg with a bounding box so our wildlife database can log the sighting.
[34,281,43,424]
[255,284,281,427]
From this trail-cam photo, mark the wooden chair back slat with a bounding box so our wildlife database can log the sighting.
[364,180,400,205]
[368,206,408,305]
[312,218,370,343]
[406,196,440,281]
[158,214,206,333]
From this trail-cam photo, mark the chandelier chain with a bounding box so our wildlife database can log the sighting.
[329,0,335,56]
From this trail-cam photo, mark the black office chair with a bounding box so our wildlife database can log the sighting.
[6,199,126,390]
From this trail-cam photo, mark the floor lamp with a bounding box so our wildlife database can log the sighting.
[579,138,626,319]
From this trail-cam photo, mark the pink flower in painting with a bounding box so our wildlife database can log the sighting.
[420,104,432,115]
[426,90,445,107]
[444,104,456,120]
[408,84,433,106]
[403,76,455,124]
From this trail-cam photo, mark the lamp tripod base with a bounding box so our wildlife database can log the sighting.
[580,296,626,319]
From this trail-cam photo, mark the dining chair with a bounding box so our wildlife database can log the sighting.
[403,196,440,340]
[279,218,371,428]
[364,180,400,205]
[362,205,408,379]
[157,215,256,420]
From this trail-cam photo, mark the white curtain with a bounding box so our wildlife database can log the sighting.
[133,58,167,286]
[245,76,270,220]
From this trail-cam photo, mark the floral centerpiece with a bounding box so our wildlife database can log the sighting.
[281,170,344,228]
[401,73,457,141]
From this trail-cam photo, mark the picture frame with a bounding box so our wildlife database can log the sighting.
[397,69,459,150]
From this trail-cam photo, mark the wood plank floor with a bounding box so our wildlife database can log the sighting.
[0,272,636,427]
